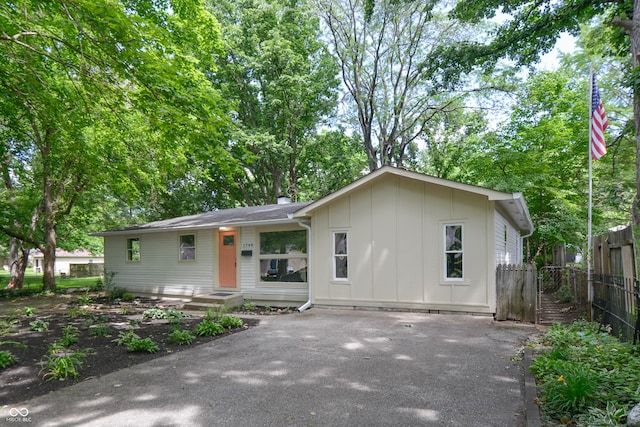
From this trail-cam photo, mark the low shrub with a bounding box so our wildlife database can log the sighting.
[193,320,224,337]
[58,325,80,347]
[89,323,111,337]
[142,308,165,319]
[219,315,244,329]
[29,319,49,332]
[114,330,158,353]
[540,362,600,418]
[77,293,93,305]
[204,306,227,321]
[241,301,256,312]
[0,350,18,368]
[109,287,129,301]
[167,329,195,345]
[39,348,91,380]
[531,321,640,424]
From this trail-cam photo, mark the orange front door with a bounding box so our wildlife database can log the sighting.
[219,230,237,287]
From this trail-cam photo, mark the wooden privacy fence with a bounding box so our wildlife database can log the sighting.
[496,264,537,322]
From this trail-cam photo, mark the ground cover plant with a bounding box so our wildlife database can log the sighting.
[0,292,259,405]
[530,321,640,426]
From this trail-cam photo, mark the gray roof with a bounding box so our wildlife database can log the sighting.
[95,202,312,236]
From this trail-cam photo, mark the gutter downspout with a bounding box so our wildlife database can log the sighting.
[296,219,312,312]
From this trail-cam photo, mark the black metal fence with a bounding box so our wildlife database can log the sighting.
[591,274,640,344]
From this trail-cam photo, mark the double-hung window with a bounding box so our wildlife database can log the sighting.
[127,237,140,262]
[179,234,196,261]
[444,224,463,280]
[333,232,348,280]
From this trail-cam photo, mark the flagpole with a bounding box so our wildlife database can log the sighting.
[587,68,594,316]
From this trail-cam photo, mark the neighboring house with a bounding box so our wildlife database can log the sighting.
[95,167,534,314]
[31,249,104,276]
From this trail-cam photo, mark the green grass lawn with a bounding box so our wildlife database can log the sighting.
[0,269,103,292]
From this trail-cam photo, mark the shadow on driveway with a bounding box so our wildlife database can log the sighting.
[3,308,536,427]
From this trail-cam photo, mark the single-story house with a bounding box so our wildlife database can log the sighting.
[95,167,533,314]
[31,249,104,277]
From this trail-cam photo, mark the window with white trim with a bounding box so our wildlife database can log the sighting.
[127,237,140,262]
[333,232,348,280]
[179,234,196,261]
[444,224,463,280]
[259,230,307,282]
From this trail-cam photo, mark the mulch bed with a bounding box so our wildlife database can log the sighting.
[0,296,264,405]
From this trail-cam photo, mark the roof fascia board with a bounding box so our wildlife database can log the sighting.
[92,218,302,237]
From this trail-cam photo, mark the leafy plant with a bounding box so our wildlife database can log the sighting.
[0,318,19,336]
[193,320,224,337]
[530,321,640,424]
[204,306,228,321]
[82,314,109,327]
[166,309,187,322]
[143,308,186,323]
[574,402,628,427]
[126,337,158,353]
[89,323,111,337]
[24,306,35,317]
[541,362,600,418]
[114,330,158,353]
[77,293,93,305]
[58,325,80,346]
[554,285,575,304]
[167,329,195,345]
[92,277,104,291]
[121,293,134,302]
[142,308,166,320]
[219,315,244,329]
[39,348,91,380]
[66,307,92,317]
[115,330,138,346]
[109,286,129,301]
[0,350,18,368]
[242,301,257,312]
[29,319,49,332]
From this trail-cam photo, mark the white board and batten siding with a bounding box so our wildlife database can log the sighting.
[103,229,216,297]
[308,173,498,313]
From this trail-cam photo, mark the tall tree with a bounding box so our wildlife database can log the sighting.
[314,0,489,171]
[0,0,226,290]
[210,0,339,204]
[463,63,634,264]
[296,129,369,200]
[448,0,640,226]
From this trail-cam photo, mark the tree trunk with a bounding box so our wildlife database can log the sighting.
[7,237,27,289]
[42,174,57,291]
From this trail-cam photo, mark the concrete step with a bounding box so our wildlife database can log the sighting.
[184,292,244,311]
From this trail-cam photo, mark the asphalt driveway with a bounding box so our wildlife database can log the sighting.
[2,308,535,427]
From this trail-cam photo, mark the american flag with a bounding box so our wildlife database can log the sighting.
[591,76,609,160]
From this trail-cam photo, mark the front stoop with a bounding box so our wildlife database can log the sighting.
[184,292,244,311]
